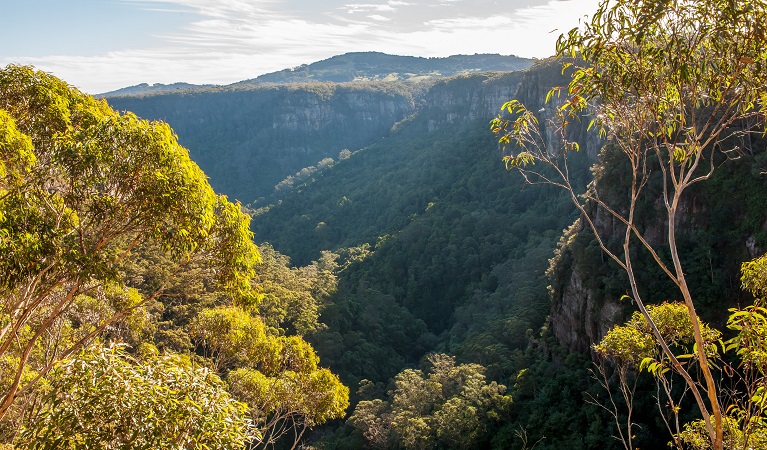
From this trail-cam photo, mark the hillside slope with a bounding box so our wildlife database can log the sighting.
[251,62,592,383]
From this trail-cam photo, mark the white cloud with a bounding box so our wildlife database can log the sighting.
[344,3,396,13]
[5,0,600,93]
[424,16,514,30]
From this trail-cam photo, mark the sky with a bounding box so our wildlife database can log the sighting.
[1,0,600,94]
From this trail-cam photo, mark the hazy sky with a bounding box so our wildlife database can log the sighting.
[1,0,599,94]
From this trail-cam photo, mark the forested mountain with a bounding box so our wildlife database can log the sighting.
[100,52,533,97]
[104,53,534,203]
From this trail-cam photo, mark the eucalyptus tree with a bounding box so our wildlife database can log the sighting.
[492,1,767,448]
[0,65,260,422]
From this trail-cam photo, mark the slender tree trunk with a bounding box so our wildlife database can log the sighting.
[667,196,723,449]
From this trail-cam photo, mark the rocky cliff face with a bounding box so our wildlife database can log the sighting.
[271,86,417,132]
[552,264,624,353]
[420,72,525,132]
[547,210,628,353]
[108,83,421,202]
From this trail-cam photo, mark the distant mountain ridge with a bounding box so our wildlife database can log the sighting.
[99,52,534,97]
[97,82,215,98]
[235,52,535,85]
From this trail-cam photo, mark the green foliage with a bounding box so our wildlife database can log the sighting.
[555,0,767,126]
[592,254,767,449]
[493,1,767,448]
[310,287,437,387]
[348,354,512,450]
[114,234,347,449]
[0,62,260,295]
[254,243,338,335]
[725,305,767,372]
[594,325,654,365]
[228,366,349,444]
[0,109,34,191]
[17,345,250,450]
[189,306,271,372]
[489,348,630,450]
[727,254,767,373]
[679,416,767,450]
[741,253,767,297]
[596,302,721,367]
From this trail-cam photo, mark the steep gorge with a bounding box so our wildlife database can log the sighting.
[248,61,591,385]
[104,55,767,448]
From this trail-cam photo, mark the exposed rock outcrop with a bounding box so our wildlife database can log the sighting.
[552,265,623,353]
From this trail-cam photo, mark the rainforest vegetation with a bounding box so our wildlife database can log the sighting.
[2,0,767,449]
